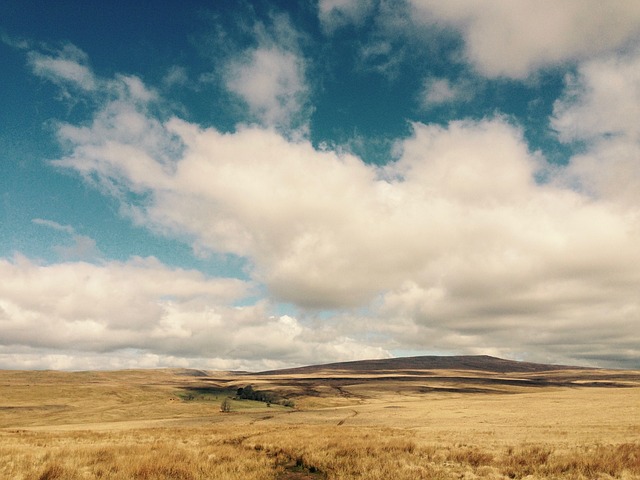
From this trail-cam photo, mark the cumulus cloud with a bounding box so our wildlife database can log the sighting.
[48,60,640,367]
[15,36,640,368]
[358,0,640,78]
[0,255,246,336]
[552,49,640,207]
[0,255,385,370]
[382,119,639,367]
[552,51,640,143]
[225,47,308,129]
[55,105,387,307]
[221,13,310,131]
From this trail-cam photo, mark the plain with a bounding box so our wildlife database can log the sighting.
[1,356,640,479]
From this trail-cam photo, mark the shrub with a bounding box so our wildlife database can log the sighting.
[220,398,232,413]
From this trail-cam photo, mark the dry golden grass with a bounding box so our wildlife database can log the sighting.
[1,427,274,480]
[1,364,640,479]
[3,424,640,479]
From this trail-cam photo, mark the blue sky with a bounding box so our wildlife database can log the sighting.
[1,1,640,370]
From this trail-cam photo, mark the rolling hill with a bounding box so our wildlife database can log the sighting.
[256,354,590,375]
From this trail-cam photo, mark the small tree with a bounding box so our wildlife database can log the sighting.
[241,385,254,399]
[220,397,232,413]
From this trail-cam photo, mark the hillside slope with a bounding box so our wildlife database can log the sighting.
[257,355,590,375]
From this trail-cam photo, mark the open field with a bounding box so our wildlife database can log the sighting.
[1,356,640,479]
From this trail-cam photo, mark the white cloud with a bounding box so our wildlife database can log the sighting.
[421,78,458,105]
[53,76,177,203]
[225,47,308,129]
[28,44,97,91]
[0,255,387,370]
[389,119,540,202]
[56,107,389,307]
[552,51,640,143]
[552,49,640,207]
[420,77,473,107]
[405,0,640,78]
[0,255,245,331]
[25,43,160,112]
[113,74,157,104]
[384,121,640,361]
[53,235,101,261]
[162,65,188,88]
[218,13,310,132]
[20,40,640,369]
[32,218,75,235]
[48,68,640,367]
[317,1,640,79]
[32,219,102,261]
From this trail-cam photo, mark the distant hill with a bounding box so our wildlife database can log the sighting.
[257,355,590,375]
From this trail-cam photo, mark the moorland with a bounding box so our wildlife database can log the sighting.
[1,355,639,479]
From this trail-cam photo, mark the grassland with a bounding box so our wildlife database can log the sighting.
[1,356,639,479]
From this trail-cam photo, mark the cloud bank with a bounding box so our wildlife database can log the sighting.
[0,255,386,371]
[20,43,636,368]
[3,4,640,370]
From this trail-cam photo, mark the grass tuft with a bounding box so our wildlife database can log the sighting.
[35,463,67,480]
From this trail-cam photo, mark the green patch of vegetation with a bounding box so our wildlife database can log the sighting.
[225,398,279,411]
[176,385,294,412]
[236,385,295,408]
[177,387,234,402]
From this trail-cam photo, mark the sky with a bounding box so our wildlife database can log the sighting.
[1,1,640,371]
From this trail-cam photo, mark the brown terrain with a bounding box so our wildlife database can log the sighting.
[1,355,639,479]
